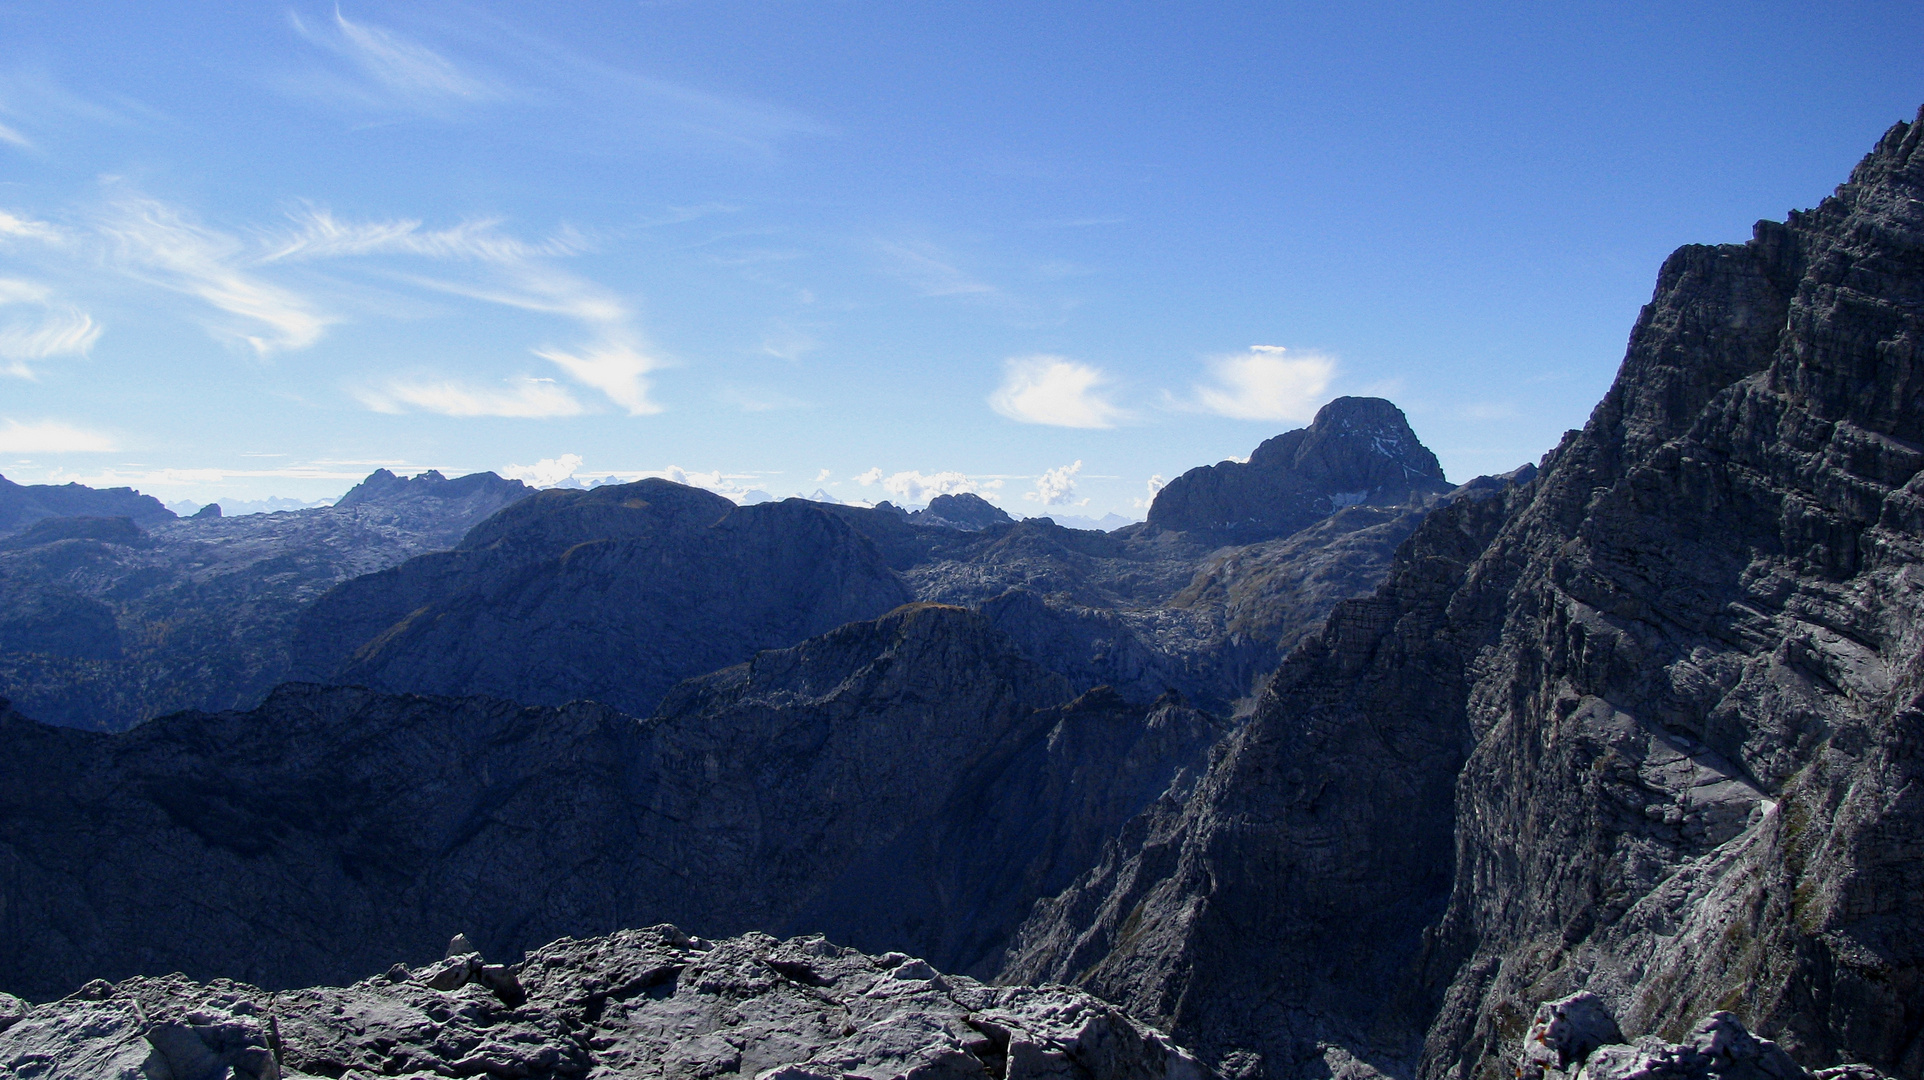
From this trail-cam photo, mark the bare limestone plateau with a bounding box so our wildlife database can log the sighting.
[0,926,1208,1080]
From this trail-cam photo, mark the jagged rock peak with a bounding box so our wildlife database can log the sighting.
[332,467,530,509]
[0,927,1212,1080]
[1146,395,1452,541]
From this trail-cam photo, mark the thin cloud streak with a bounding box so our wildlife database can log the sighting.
[284,8,508,115]
[357,376,587,418]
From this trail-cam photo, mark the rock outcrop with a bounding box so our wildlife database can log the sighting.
[0,927,1210,1080]
[0,469,531,730]
[1145,397,1454,544]
[1005,109,1924,1080]
[1514,993,1891,1080]
[915,492,1015,530]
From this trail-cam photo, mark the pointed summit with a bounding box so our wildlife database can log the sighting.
[1146,396,1451,542]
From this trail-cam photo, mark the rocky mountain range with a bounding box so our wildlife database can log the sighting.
[1,102,1918,1080]
[0,469,531,730]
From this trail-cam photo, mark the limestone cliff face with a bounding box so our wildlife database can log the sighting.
[1146,397,1454,544]
[292,480,914,717]
[0,605,1216,1003]
[1007,111,1924,1080]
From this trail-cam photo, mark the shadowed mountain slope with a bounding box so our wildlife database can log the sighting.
[0,604,1219,1002]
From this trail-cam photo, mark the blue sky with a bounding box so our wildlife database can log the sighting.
[2,2,1920,517]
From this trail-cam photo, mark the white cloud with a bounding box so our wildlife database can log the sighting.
[0,418,115,453]
[814,468,832,483]
[535,338,661,416]
[1026,460,1088,507]
[1133,473,1166,510]
[0,121,30,150]
[97,194,329,355]
[989,355,1125,429]
[357,376,586,418]
[261,207,584,264]
[856,467,998,506]
[331,10,499,102]
[503,453,583,487]
[1192,345,1334,422]
[0,210,66,245]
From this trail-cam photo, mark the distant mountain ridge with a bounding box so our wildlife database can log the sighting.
[0,468,531,729]
[0,475,175,535]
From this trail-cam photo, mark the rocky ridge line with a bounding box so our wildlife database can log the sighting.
[0,926,1210,1080]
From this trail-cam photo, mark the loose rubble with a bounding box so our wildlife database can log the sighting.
[1518,993,1890,1080]
[0,927,1209,1080]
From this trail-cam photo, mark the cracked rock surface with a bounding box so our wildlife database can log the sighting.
[0,927,1209,1080]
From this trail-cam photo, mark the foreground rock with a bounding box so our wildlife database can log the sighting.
[1517,992,1889,1080]
[0,927,1210,1080]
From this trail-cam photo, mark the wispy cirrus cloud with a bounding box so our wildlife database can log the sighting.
[0,278,100,377]
[280,8,822,158]
[357,375,586,418]
[265,206,665,415]
[95,194,330,355]
[876,239,997,298]
[285,8,507,115]
[989,355,1127,428]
